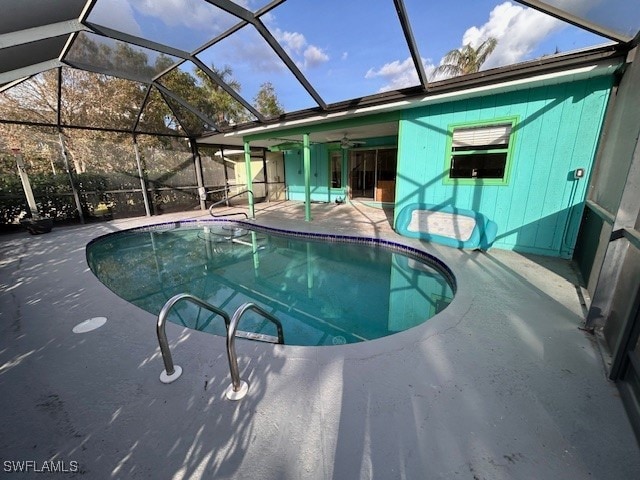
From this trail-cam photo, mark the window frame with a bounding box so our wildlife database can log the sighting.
[443,116,519,186]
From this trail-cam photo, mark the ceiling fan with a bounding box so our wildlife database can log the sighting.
[338,134,366,149]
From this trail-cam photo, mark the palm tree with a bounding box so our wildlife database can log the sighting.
[433,37,498,79]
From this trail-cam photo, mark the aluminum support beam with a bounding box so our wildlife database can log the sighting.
[69,28,257,126]
[0,20,86,49]
[0,117,187,138]
[133,137,151,217]
[205,0,254,22]
[84,22,191,59]
[585,128,640,330]
[191,140,207,211]
[57,67,63,128]
[0,59,64,85]
[220,146,230,206]
[132,86,152,133]
[62,59,151,84]
[153,82,220,132]
[79,0,100,23]
[244,140,255,219]
[207,0,327,110]
[58,131,85,224]
[516,0,632,43]
[14,152,39,216]
[253,19,327,110]
[393,0,428,90]
[0,76,29,94]
[190,57,265,122]
[303,133,311,222]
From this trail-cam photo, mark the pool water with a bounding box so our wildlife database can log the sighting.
[86,223,455,346]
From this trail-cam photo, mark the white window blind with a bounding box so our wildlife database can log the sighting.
[452,123,512,148]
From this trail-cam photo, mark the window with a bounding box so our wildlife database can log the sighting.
[445,118,517,185]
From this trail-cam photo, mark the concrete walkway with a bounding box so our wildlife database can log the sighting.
[1,201,638,479]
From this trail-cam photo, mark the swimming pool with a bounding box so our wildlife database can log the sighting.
[86,220,456,346]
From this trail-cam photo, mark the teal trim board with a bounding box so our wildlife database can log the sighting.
[394,75,614,258]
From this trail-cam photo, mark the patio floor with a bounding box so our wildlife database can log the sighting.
[1,200,638,479]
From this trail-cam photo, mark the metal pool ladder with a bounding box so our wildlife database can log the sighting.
[156,293,284,401]
[208,189,254,219]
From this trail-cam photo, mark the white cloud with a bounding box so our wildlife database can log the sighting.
[89,0,143,36]
[90,0,254,38]
[365,57,412,79]
[277,30,307,55]
[272,28,329,70]
[304,45,329,69]
[240,40,285,73]
[129,0,237,34]
[365,57,436,92]
[460,1,563,69]
[365,1,569,89]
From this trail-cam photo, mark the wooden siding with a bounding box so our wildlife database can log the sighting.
[395,76,613,258]
[285,143,336,203]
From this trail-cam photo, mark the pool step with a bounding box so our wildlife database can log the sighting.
[235,330,280,344]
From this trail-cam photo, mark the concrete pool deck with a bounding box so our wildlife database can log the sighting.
[1,200,639,479]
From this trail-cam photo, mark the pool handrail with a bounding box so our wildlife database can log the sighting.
[156,294,285,401]
[156,293,232,384]
[209,189,254,219]
[227,302,285,398]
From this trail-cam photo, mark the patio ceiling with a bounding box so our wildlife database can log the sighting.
[1,0,638,140]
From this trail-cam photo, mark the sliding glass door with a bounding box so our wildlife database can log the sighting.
[348,147,397,201]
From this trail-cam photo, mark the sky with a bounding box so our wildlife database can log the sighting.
[86,0,625,115]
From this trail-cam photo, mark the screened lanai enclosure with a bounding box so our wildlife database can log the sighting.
[2,0,640,451]
[2,0,639,225]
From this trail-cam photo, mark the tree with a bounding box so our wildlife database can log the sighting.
[0,66,172,175]
[156,65,210,136]
[433,37,498,79]
[254,82,284,118]
[195,64,249,126]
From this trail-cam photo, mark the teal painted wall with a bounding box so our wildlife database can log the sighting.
[395,76,613,258]
[285,143,341,203]
[388,254,453,331]
[285,135,398,203]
